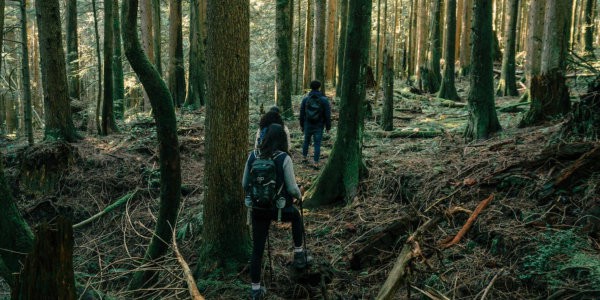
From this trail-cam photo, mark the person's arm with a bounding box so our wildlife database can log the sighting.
[284,125,291,152]
[282,156,302,199]
[299,97,306,131]
[323,98,332,131]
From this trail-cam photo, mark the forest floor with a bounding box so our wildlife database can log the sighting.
[1,71,600,299]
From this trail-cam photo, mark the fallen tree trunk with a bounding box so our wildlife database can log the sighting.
[373,130,443,139]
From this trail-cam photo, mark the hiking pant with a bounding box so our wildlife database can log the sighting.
[250,206,304,283]
[302,124,324,162]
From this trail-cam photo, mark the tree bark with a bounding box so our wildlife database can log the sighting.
[525,0,546,87]
[152,0,162,75]
[140,0,153,111]
[582,0,595,56]
[305,0,371,207]
[35,0,80,141]
[313,0,326,90]
[381,44,394,131]
[196,0,251,273]
[496,0,519,96]
[121,0,182,290]
[92,0,102,132]
[20,0,33,145]
[423,0,442,93]
[185,0,206,108]
[168,0,186,107]
[458,0,473,76]
[464,0,501,140]
[416,0,429,86]
[303,0,313,89]
[336,0,348,97]
[438,0,460,100]
[102,0,118,135]
[65,0,80,101]
[276,0,294,118]
[325,0,337,85]
[113,0,126,119]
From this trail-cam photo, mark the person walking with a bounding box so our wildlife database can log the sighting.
[299,80,331,169]
[243,124,309,300]
[254,106,291,151]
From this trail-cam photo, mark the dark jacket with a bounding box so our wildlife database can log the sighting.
[299,90,332,131]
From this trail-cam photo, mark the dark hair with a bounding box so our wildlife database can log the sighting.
[269,106,280,113]
[259,124,288,157]
[259,110,284,129]
[310,80,321,90]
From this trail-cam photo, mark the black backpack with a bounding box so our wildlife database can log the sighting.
[305,95,323,123]
[249,151,283,208]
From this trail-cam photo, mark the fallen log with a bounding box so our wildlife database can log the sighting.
[441,194,495,249]
[73,189,138,229]
[376,217,440,300]
[373,130,443,139]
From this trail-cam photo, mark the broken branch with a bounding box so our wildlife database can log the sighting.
[173,229,204,300]
[73,189,138,229]
[441,194,495,249]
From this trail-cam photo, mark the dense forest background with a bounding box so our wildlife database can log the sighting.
[0,0,599,299]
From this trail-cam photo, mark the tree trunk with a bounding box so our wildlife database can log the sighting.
[102,0,118,135]
[140,0,153,111]
[459,0,473,76]
[305,0,370,207]
[14,217,76,300]
[455,0,463,64]
[184,0,206,108]
[152,0,162,75]
[438,0,460,100]
[121,0,182,289]
[92,0,102,132]
[35,0,79,141]
[168,0,186,107]
[381,44,394,131]
[375,0,382,85]
[407,0,416,79]
[464,0,501,140]
[276,0,294,118]
[416,0,429,87]
[325,0,337,85]
[303,0,313,89]
[196,0,251,273]
[496,0,519,96]
[20,0,33,145]
[113,0,126,119]
[423,0,442,93]
[583,0,595,56]
[570,0,579,51]
[313,0,326,91]
[65,0,80,101]
[336,0,348,97]
[520,0,572,126]
[0,158,34,288]
[295,0,302,94]
[525,0,546,87]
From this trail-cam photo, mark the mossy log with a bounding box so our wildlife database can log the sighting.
[373,130,443,138]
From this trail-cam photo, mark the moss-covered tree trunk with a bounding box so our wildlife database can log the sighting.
[0,159,33,288]
[438,0,460,101]
[20,0,33,145]
[305,0,371,208]
[140,0,153,111]
[381,45,393,131]
[524,0,546,91]
[35,0,80,142]
[65,0,80,101]
[102,0,118,135]
[113,0,126,119]
[276,0,294,118]
[496,0,519,96]
[464,0,501,140]
[184,0,206,108]
[582,0,595,56]
[520,0,572,127]
[336,0,349,97]
[196,0,251,273]
[168,0,186,107]
[14,217,76,300]
[152,0,162,75]
[303,0,313,89]
[92,0,102,133]
[121,0,181,290]
[459,0,473,76]
[313,0,326,90]
[423,0,442,93]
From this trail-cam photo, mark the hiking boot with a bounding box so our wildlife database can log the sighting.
[293,250,313,269]
[311,161,320,170]
[250,286,266,300]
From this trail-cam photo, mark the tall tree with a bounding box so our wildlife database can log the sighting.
[336,0,349,97]
[113,0,125,119]
[325,0,337,85]
[168,0,186,106]
[121,0,182,289]
[184,0,206,108]
[35,0,80,141]
[276,0,294,118]
[496,0,519,96]
[438,0,460,101]
[459,0,473,75]
[197,0,251,272]
[303,0,313,89]
[524,0,546,93]
[415,0,429,85]
[152,0,162,75]
[21,0,33,145]
[102,0,118,135]
[423,0,442,93]
[313,0,326,89]
[140,0,153,111]
[381,44,394,131]
[520,0,573,126]
[65,0,80,101]
[464,0,501,140]
[92,0,102,133]
[305,0,371,207]
[582,0,595,56]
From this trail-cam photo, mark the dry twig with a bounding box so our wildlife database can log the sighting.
[441,194,495,249]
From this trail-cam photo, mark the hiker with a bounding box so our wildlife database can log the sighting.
[254,106,291,151]
[299,80,332,168]
[242,124,309,300]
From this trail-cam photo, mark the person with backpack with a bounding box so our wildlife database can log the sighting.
[242,124,309,300]
[254,106,291,151]
[299,80,332,168]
